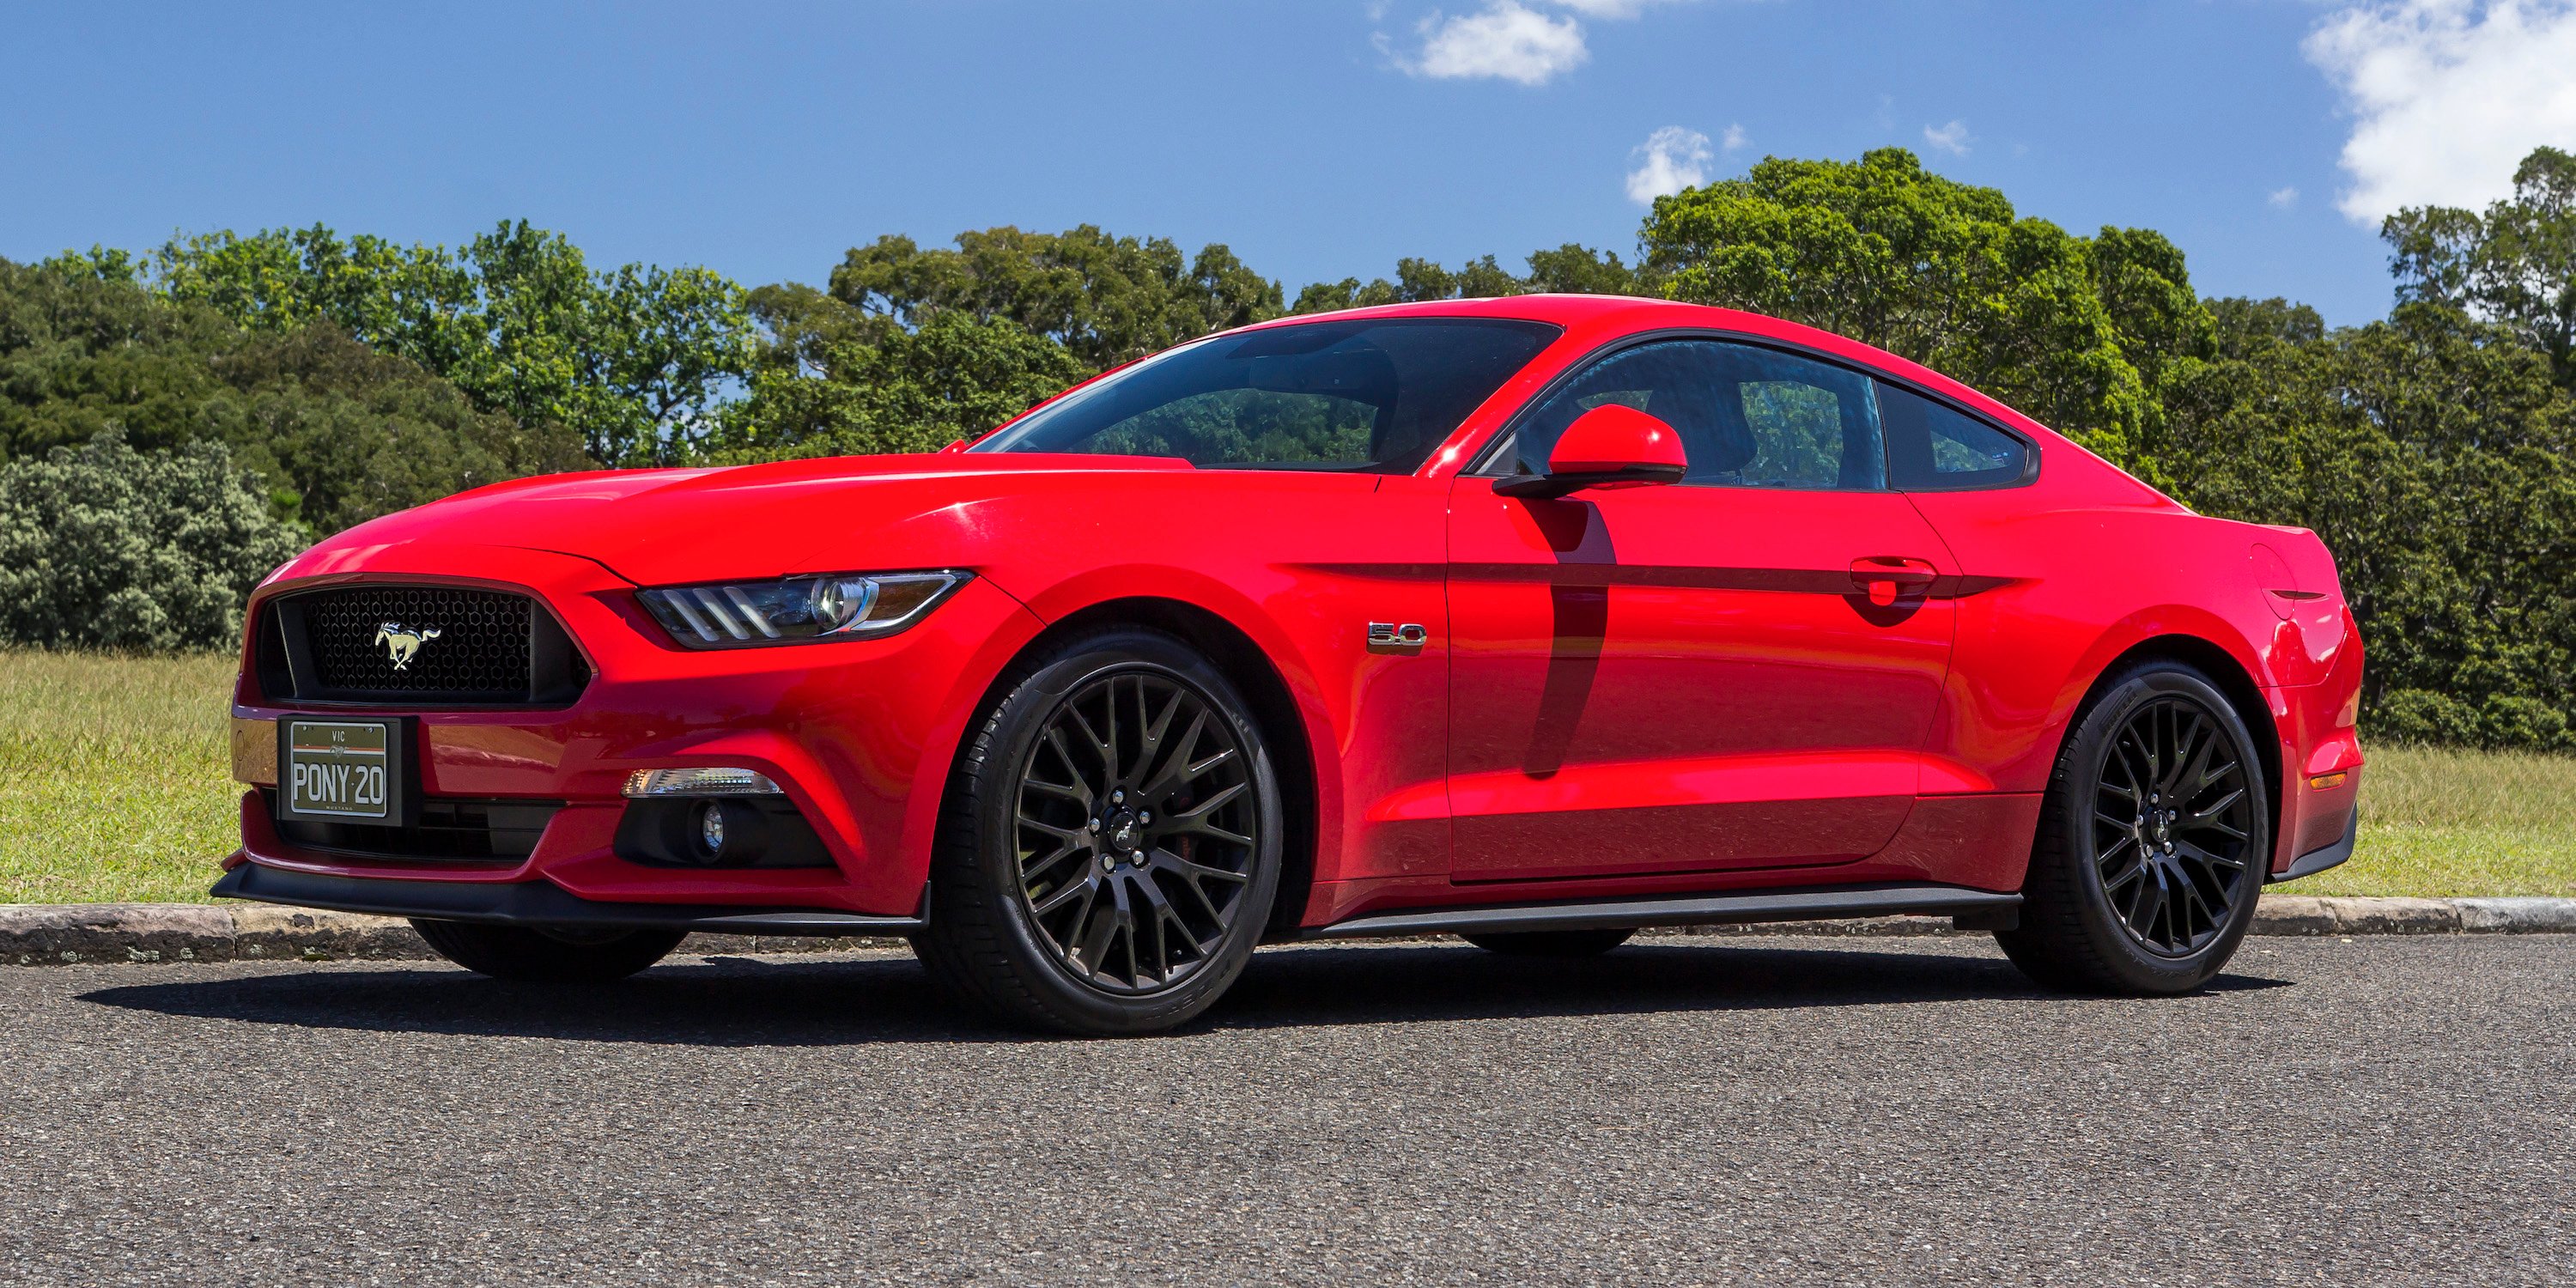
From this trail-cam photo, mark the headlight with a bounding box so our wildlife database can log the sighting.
[638,570,969,648]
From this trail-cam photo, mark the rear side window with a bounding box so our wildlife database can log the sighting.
[1503,339,1886,490]
[1877,381,2030,490]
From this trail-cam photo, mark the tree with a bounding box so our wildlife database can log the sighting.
[137,221,751,465]
[710,285,1087,460]
[1522,243,1642,295]
[0,258,583,532]
[1638,148,2153,464]
[829,226,1282,371]
[0,430,308,651]
[2385,146,2576,391]
[2162,301,2576,748]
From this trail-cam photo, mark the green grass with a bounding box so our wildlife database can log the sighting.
[2287,744,2576,898]
[1,650,2569,903]
[0,650,242,904]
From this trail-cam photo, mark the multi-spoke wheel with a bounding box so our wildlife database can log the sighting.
[1997,659,2269,994]
[911,629,1282,1035]
[2090,696,2256,956]
[1012,667,1259,993]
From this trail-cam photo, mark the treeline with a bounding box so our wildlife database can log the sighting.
[4,147,2573,749]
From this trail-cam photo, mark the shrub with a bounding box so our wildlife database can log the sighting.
[0,431,307,651]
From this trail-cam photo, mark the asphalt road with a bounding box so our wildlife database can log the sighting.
[3,933,2568,1287]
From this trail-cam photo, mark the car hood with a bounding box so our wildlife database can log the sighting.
[291,453,1197,586]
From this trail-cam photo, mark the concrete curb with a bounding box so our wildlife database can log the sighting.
[4,894,2573,966]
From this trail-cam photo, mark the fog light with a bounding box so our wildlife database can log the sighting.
[623,767,783,797]
[698,801,727,855]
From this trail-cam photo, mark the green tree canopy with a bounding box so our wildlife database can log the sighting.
[0,258,582,532]
[829,226,1282,371]
[710,283,1087,460]
[2384,145,2576,391]
[1637,148,2183,465]
[76,221,751,466]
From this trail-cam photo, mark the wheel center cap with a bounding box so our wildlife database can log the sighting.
[1107,811,1140,852]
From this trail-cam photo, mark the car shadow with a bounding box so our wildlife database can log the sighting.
[77,939,2290,1048]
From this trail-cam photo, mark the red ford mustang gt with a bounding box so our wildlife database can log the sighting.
[220,295,2365,1034]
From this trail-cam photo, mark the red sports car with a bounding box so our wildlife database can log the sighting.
[220,295,2365,1034]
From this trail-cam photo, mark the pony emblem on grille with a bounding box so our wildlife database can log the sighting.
[374,623,443,671]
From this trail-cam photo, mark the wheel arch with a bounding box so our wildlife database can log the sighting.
[939,595,1323,943]
[2065,633,2285,866]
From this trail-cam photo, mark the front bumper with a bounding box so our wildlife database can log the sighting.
[227,544,1045,920]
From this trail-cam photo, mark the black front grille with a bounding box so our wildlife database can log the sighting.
[259,583,588,707]
[270,793,560,863]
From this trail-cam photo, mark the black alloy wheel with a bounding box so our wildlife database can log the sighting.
[2090,696,2257,956]
[1012,667,1261,993]
[912,629,1283,1036]
[1996,659,2269,994]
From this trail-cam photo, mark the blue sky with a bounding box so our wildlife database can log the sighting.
[6,2,2572,326]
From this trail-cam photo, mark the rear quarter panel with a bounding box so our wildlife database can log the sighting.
[1906,465,2360,875]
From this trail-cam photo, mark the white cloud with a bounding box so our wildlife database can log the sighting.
[1392,0,1693,86]
[1720,122,1747,151]
[2306,0,2576,223]
[2269,185,2301,210]
[1625,125,1714,204]
[1409,2,1589,85]
[1921,119,1971,155]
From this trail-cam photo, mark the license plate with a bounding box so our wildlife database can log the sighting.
[278,719,408,825]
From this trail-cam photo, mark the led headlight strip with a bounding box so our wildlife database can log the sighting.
[638,571,969,649]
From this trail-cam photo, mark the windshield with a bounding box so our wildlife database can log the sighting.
[971,317,1561,472]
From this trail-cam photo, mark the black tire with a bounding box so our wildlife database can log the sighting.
[409,920,685,982]
[910,629,1285,1036]
[1461,928,1636,957]
[1996,659,2269,994]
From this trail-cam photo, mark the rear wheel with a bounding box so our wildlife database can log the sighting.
[1462,928,1635,957]
[1996,659,2269,994]
[911,629,1284,1036]
[410,920,685,982]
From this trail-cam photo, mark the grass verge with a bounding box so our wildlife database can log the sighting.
[1,650,2569,903]
[2,651,240,904]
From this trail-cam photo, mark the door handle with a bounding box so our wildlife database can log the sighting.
[1850,556,1938,586]
[1850,556,1939,604]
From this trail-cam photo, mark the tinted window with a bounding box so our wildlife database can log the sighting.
[974,318,1559,472]
[1498,340,1885,489]
[1877,380,2029,489]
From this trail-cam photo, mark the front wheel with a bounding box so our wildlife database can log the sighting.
[410,920,685,982]
[1996,660,2269,994]
[911,629,1285,1036]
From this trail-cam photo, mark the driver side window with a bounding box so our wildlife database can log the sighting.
[1501,340,1886,490]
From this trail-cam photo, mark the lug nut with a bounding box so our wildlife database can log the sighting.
[1112,790,1125,804]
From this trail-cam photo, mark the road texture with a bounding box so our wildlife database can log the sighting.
[3,933,2569,1286]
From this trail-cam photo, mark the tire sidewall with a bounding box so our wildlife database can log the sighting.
[2057,665,2270,991]
[965,630,1284,1033]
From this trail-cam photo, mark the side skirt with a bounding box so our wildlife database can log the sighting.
[1305,882,2021,939]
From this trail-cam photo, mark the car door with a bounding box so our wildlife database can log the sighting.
[1445,337,1959,881]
